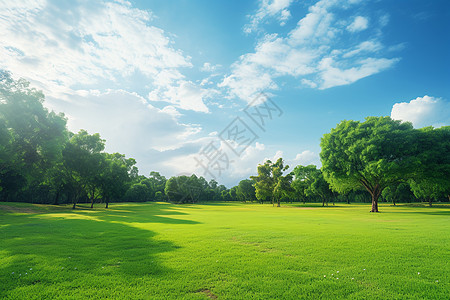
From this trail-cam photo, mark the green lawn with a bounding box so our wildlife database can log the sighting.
[0,202,449,299]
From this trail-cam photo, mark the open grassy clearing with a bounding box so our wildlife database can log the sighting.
[0,202,449,299]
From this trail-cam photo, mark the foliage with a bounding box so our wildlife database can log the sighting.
[236,179,256,202]
[251,158,293,207]
[320,117,417,212]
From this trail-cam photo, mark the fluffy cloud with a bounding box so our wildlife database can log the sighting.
[0,0,220,177]
[45,89,207,176]
[318,57,398,89]
[221,0,398,102]
[347,16,369,32]
[0,0,213,113]
[391,95,450,128]
[149,80,216,113]
[244,0,294,33]
[292,150,320,166]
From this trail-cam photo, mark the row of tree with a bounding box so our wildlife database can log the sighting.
[243,117,449,212]
[0,71,251,207]
[1,71,448,211]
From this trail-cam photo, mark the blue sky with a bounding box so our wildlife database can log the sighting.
[1,0,449,186]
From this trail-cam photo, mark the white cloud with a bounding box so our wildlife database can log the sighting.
[391,95,450,128]
[201,62,221,72]
[0,0,214,113]
[218,60,277,102]
[150,80,216,113]
[221,0,399,101]
[44,89,206,175]
[0,0,221,177]
[318,57,399,89]
[244,0,294,34]
[292,150,319,166]
[342,40,383,58]
[379,14,390,27]
[347,16,369,32]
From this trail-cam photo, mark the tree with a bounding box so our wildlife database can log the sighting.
[148,171,167,199]
[306,168,333,207]
[124,183,151,202]
[229,186,238,201]
[236,179,256,202]
[320,117,417,212]
[292,165,317,204]
[0,71,68,201]
[382,182,414,206]
[100,153,134,208]
[63,130,105,209]
[409,126,450,205]
[251,158,293,207]
[164,175,194,204]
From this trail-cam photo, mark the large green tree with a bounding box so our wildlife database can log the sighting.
[0,70,68,201]
[409,126,450,205]
[320,117,417,212]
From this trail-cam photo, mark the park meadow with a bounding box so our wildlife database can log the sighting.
[1,201,449,299]
[1,0,449,298]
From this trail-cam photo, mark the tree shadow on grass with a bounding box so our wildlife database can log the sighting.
[0,204,195,298]
[95,202,202,225]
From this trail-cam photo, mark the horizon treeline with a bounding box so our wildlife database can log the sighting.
[1,71,448,208]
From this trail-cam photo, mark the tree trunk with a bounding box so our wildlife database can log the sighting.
[53,190,60,205]
[370,193,379,212]
[360,180,381,212]
[105,200,109,209]
[277,198,280,207]
[90,198,94,209]
[429,198,432,207]
[72,202,76,209]
[393,198,396,206]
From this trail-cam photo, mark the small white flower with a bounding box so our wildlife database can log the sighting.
[324,275,326,277]
[337,271,339,273]
[102,267,104,269]
[74,267,77,270]
[12,272,14,274]
[19,274,21,276]
[336,278,339,280]
[351,278,354,280]
[25,273,27,275]
[435,280,439,283]
[61,267,64,270]
[30,268,32,270]
[417,272,420,275]
[363,269,366,271]
[331,274,334,276]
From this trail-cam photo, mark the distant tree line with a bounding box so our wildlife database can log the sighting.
[1,71,448,211]
[0,71,233,207]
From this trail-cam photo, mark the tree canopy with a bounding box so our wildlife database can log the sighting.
[320,117,417,212]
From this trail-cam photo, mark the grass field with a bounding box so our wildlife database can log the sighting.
[0,201,449,299]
